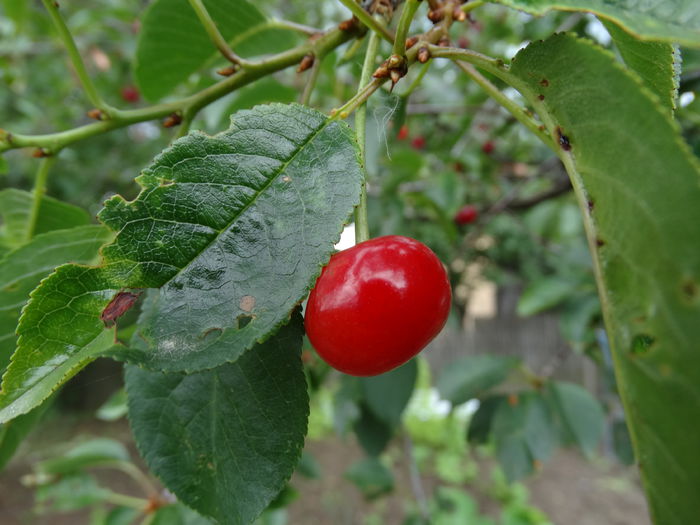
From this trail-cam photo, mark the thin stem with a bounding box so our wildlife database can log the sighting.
[393,0,421,58]
[111,462,161,497]
[400,61,430,98]
[300,54,324,106]
[0,27,354,155]
[453,60,555,149]
[353,25,381,244]
[174,111,195,140]
[270,18,321,36]
[104,491,149,510]
[187,0,247,66]
[461,0,485,13]
[335,0,395,44]
[332,78,385,120]
[26,156,56,242]
[403,433,430,521]
[40,0,116,116]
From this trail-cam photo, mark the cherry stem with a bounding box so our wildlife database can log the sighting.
[26,156,56,242]
[393,0,421,59]
[335,0,395,43]
[353,21,382,244]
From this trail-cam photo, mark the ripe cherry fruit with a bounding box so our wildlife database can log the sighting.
[411,136,426,150]
[304,235,451,376]
[121,85,140,103]
[454,205,478,225]
[397,124,409,140]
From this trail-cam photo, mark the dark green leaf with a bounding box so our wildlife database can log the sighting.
[437,355,518,405]
[548,382,603,459]
[0,104,362,423]
[491,0,700,47]
[125,313,307,525]
[0,402,50,471]
[135,0,295,101]
[37,438,130,475]
[522,395,558,462]
[354,403,393,457]
[467,395,505,444]
[344,457,394,500]
[0,189,91,252]
[333,376,362,436]
[491,396,533,482]
[509,34,700,522]
[360,358,417,428]
[604,20,680,112]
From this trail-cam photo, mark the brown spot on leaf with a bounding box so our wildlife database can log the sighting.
[556,127,571,151]
[681,279,698,302]
[239,295,256,312]
[540,78,549,87]
[537,94,545,101]
[507,393,518,406]
[101,291,141,326]
[596,238,605,247]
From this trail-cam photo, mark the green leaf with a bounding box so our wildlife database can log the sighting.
[491,393,558,482]
[0,402,50,471]
[604,20,680,112]
[467,395,505,445]
[437,355,518,405]
[344,457,394,500]
[0,225,111,373]
[360,358,417,428]
[0,104,362,423]
[135,0,295,101]
[95,506,141,525]
[509,33,700,523]
[516,277,578,316]
[490,0,700,47]
[0,189,91,252]
[548,382,603,459]
[95,388,128,421]
[36,438,130,475]
[35,473,111,512]
[125,313,308,525]
[354,403,394,457]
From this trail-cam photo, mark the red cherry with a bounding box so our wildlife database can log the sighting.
[411,136,426,150]
[304,235,451,376]
[454,205,478,225]
[397,124,409,140]
[481,140,495,155]
[121,85,140,103]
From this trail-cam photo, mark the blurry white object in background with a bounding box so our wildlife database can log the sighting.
[334,223,356,251]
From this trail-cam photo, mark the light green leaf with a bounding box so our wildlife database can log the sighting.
[360,358,417,428]
[0,104,362,423]
[0,225,111,373]
[125,313,307,525]
[135,0,296,101]
[517,277,579,316]
[0,189,91,252]
[95,388,127,421]
[508,33,700,521]
[437,355,518,405]
[490,0,700,47]
[604,20,680,112]
[36,438,130,475]
[548,382,603,459]
[36,473,111,512]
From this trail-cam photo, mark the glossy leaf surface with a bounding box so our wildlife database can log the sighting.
[509,33,700,523]
[125,314,307,525]
[0,104,362,423]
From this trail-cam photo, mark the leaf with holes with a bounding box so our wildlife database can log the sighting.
[0,104,362,429]
[125,313,307,525]
[509,33,700,524]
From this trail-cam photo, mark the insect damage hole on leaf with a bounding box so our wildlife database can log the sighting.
[100,291,142,327]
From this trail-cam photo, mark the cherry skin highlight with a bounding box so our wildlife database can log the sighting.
[304,235,452,376]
